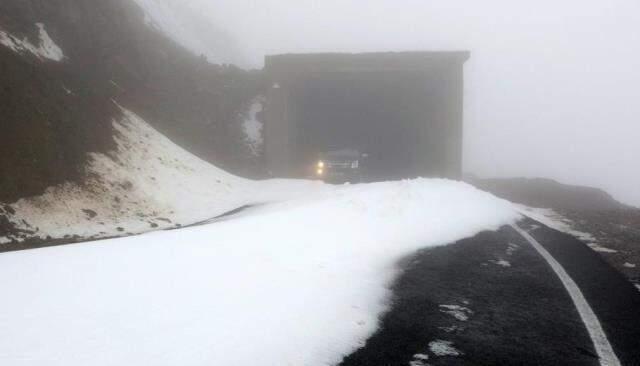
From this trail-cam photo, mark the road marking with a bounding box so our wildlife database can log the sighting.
[512,224,621,366]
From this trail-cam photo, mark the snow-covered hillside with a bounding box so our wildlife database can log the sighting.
[0,102,519,365]
[0,106,325,244]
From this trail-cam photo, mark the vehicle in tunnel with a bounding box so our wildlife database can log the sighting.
[313,149,368,183]
[264,52,469,181]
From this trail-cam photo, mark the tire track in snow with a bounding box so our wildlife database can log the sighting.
[512,224,621,366]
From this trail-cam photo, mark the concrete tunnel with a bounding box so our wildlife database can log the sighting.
[263,51,470,181]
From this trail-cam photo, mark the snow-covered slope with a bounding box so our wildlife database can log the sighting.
[0,106,323,244]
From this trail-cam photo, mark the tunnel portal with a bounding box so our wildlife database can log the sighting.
[264,52,469,181]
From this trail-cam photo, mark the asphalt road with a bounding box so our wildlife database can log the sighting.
[339,219,640,366]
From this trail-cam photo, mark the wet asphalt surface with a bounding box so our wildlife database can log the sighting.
[339,220,640,366]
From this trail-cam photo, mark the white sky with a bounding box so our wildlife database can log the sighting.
[193,0,640,206]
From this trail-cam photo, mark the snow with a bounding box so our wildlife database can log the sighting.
[439,325,459,333]
[506,242,519,255]
[516,205,619,253]
[0,104,520,365]
[439,304,473,321]
[0,23,64,62]
[241,96,265,156]
[623,262,636,268]
[0,106,326,243]
[587,243,618,253]
[61,84,74,95]
[0,179,516,365]
[413,353,430,360]
[429,340,462,357]
[409,355,429,366]
[490,259,512,267]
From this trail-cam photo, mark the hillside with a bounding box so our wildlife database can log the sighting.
[468,177,630,212]
[0,0,264,204]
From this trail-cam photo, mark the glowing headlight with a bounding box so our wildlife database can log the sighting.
[316,168,324,176]
[317,161,325,168]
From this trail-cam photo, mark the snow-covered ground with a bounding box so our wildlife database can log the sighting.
[0,179,516,366]
[0,23,64,62]
[0,104,519,365]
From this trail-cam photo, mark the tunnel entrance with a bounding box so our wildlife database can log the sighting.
[264,52,469,181]
[292,72,422,180]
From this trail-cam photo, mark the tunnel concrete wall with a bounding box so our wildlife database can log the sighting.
[264,51,469,180]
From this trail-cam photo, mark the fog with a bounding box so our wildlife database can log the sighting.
[191,0,639,206]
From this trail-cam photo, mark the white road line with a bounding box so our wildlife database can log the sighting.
[511,224,621,366]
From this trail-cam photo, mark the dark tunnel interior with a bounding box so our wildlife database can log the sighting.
[290,72,427,181]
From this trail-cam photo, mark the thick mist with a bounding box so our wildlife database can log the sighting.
[190,0,639,206]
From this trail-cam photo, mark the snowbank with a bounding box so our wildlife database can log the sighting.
[0,178,517,366]
[0,23,64,62]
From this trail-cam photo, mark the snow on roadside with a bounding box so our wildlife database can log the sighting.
[439,304,473,321]
[429,340,463,357]
[0,172,517,364]
[516,205,618,253]
[0,23,64,62]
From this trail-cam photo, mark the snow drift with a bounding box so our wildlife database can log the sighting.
[0,105,519,365]
[0,23,64,62]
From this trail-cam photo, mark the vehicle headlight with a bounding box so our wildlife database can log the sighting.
[316,168,324,176]
[317,161,325,168]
